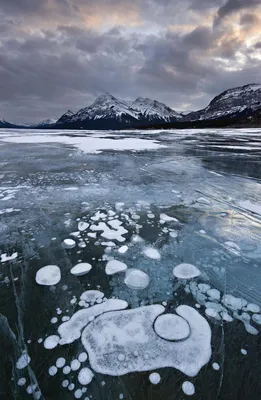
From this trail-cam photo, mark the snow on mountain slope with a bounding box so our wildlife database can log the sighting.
[130,97,181,121]
[71,93,139,122]
[185,83,261,122]
[55,93,180,129]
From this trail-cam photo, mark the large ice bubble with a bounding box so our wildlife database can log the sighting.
[35,265,61,286]
[81,305,211,377]
[154,314,190,341]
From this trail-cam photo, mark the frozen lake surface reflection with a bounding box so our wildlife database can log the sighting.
[0,128,261,399]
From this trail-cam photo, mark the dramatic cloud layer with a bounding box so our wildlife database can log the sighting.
[0,0,261,122]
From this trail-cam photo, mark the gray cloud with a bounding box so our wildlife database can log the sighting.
[215,0,261,24]
[0,0,261,122]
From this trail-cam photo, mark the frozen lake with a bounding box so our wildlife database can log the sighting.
[0,128,261,399]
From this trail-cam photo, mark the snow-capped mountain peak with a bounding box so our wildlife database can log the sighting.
[131,97,181,120]
[55,92,181,128]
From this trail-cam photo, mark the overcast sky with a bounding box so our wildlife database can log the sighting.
[0,0,261,123]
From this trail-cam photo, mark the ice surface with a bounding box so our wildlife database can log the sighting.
[105,260,128,275]
[196,197,211,205]
[62,239,76,249]
[81,304,211,377]
[16,351,31,370]
[241,349,247,355]
[143,247,161,260]
[78,368,94,385]
[173,264,201,279]
[70,263,92,276]
[35,265,61,286]
[44,335,60,349]
[58,299,128,344]
[0,132,165,154]
[1,252,18,263]
[124,269,150,290]
[154,314,190,341]
[149,372,161,384]
[239,200,261,216]
[225,242,240,252]
[182,381,195,396]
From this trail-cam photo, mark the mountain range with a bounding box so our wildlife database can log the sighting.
[1,83,261,130]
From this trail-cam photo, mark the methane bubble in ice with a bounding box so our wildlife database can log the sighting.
[105,260,128,275]
[70,263,92,276]
[143,247,161,260]
[149,372,161,385]
[71,359,81,371]
[124,269,150,290]
[56,358,66,368]
[78,221,89,231]
[44,335,60,349]
[35,265,61,286]
[78,352,88,363]
[16,352,31,370]
[48,366,58,376]
[154,314,190,341]
[80,290,104,304]
[62,239,76,249]
[81,304,211,377]
[182,381,195,396]
[78,368,94,385]
[212,363,220,371]
[173,263,201,279]
[118,245,128,254]
[58,299,128,345]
